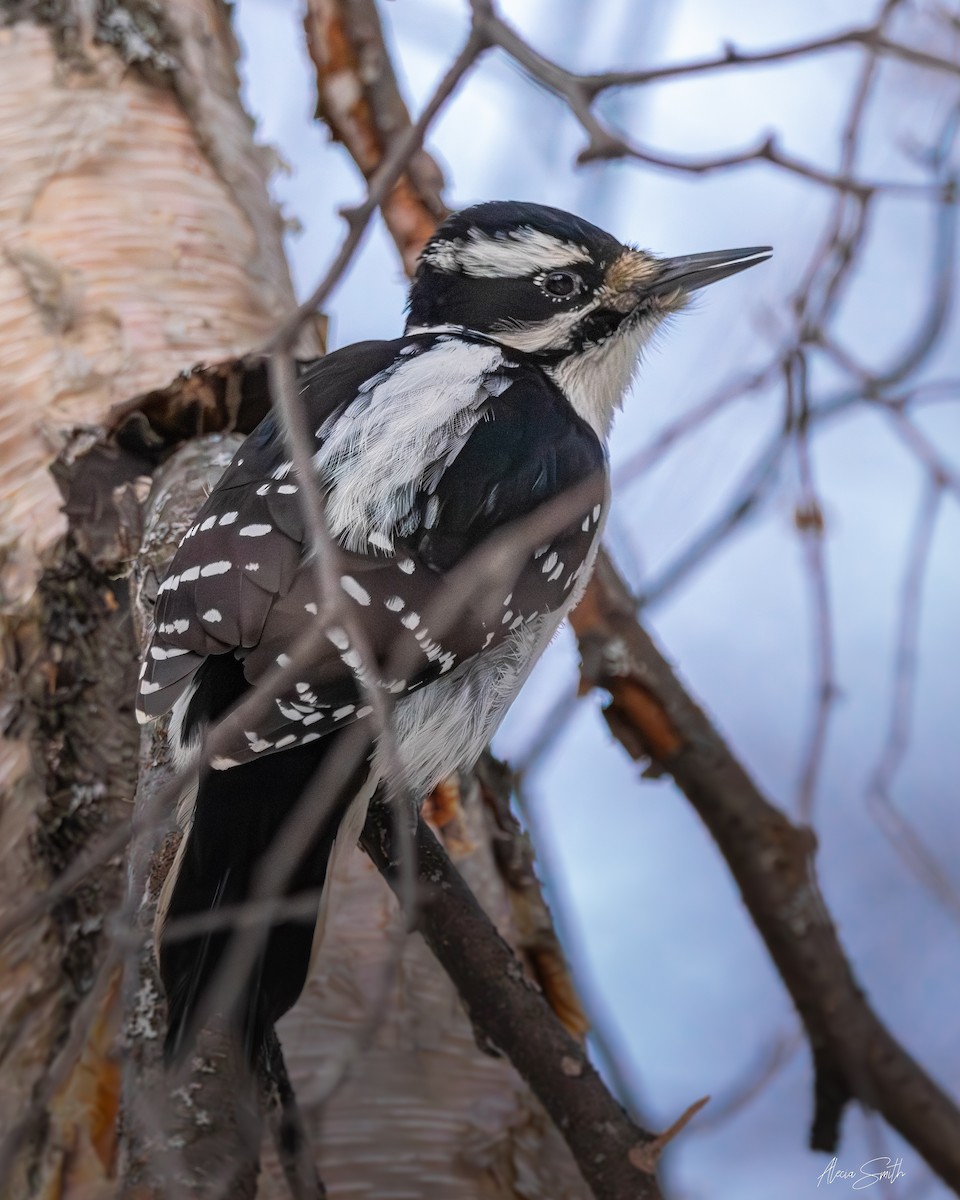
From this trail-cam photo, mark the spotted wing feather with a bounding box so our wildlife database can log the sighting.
[138,342,403,721]
[138,334,606,764]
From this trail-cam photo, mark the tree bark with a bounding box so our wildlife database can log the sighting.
[0,2,303,1194]
[0,4,593,1197]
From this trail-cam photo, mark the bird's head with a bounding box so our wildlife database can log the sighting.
[406,200,771,436]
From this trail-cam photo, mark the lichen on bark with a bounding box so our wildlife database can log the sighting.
[0,0,180,73]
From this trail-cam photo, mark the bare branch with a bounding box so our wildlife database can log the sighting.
[304,0,448,276]
[789,356,838,824]
[580,25,960,93]
[266,25,488,353]
[692,1029,804,1134]
[570,550,960,1185]
[470,5,948,195]
[362,806,665,1200]
[866,481,960,920]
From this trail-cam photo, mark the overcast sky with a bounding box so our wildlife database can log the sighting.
[233,3,960,1195]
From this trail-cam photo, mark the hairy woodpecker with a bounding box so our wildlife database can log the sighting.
[137,200,770,1062]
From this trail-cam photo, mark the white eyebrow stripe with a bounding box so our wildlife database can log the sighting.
[426,226,592,278]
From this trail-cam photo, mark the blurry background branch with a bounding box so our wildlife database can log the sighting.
[362,805,665,1199]
[570,552,960,1180]
[305,0,450,275]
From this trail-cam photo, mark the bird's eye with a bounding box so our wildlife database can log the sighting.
[540,271,582,298]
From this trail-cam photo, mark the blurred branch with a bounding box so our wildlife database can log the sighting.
[362,805,666,1199]
[304,0,448,276]
[513,685,582,779]
[266,20,488,352]
[265,350,417,943]
[570,550,960,1185]
[469,1,949,195]
[690,1028,803,1134]
[866,480,960,920]
[788,355,837,824]
[261,1029,327,1200]
[635,423,786,607]
[887,408,960,498]
[612,363,779,491]
[580,23,960,91]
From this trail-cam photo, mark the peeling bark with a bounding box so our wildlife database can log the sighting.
[0,3,308,1193]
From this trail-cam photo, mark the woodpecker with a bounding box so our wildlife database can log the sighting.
[137,200,770,1062]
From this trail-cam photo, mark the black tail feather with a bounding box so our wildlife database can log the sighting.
[159,737,365,1066]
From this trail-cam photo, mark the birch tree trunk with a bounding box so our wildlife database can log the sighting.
[0,4,589,1196]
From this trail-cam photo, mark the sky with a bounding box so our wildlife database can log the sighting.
[232,2,960,1196]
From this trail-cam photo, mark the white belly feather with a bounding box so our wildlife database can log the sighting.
[382,519,604,798]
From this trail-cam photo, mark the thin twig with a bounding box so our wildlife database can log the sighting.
[789,355,837,824]
[265,26,488,353]
[866,480,960,920]
[473,6,948,195]
[692,1029,804,1133]
[580,24,960,93]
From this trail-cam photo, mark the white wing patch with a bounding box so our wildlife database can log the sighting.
[313,338,511,553]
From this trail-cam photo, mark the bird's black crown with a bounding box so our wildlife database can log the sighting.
[422,200,623,266]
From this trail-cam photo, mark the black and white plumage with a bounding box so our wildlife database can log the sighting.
[138,200,771,1061]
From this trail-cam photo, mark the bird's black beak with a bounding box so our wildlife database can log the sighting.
[650,246,772,297]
